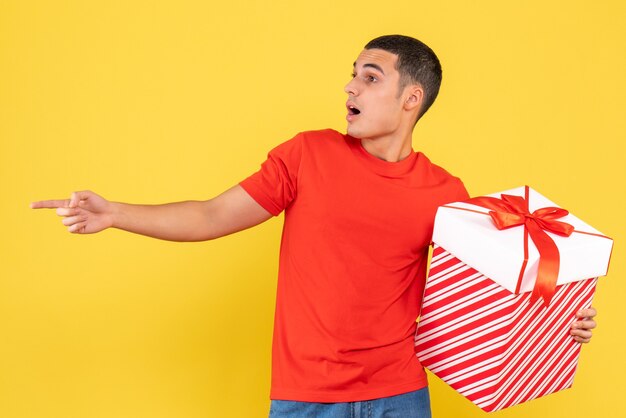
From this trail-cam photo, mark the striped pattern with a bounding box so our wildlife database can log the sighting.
[415,245,597,412]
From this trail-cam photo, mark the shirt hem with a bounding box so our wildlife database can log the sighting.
[269,378,428,403]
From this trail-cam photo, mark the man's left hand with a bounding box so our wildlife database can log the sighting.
[570,307,597,344]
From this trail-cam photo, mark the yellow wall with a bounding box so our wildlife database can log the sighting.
[2,1,624,417]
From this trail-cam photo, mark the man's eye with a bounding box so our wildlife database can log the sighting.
[367,75,377,82]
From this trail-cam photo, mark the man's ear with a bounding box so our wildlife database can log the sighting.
[404,85,424,112]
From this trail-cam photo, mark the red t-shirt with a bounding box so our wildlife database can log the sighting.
[240,129,468,402]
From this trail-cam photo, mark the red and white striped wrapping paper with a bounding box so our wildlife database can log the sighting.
[415,245,597,412]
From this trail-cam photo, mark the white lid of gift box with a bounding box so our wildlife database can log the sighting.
[432,186,614,294]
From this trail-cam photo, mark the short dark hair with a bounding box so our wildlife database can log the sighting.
[365,35,442,121]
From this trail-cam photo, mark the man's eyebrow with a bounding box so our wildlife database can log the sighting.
[352,62,385,75]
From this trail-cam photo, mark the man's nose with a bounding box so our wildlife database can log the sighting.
[344,78,358,96]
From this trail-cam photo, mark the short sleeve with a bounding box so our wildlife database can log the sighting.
[239,133,304,216]
[454,178,470,201]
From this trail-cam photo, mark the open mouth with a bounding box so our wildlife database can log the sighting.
[348,105,361,115]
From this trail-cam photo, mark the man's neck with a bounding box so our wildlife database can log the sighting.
[360,132,413,162]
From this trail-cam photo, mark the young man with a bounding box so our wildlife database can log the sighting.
[32,35,597,417]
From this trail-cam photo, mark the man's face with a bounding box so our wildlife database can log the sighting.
[344,48,406,139]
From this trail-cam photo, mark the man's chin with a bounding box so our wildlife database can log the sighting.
[346,125,364,139]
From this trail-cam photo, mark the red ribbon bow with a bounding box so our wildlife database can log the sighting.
[464,186,574,306]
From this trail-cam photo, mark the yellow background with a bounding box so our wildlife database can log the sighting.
[1,1,625,417]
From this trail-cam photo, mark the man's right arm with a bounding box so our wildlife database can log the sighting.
[30,185,273,241]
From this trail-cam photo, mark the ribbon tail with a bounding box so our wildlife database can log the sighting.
[526,220,561,306]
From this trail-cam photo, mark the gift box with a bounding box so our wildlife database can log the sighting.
[414,186,613,412]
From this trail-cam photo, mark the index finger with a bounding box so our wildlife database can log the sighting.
[30,199,71,209]
[576,307,597,319]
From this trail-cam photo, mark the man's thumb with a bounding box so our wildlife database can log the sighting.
[69,191,89,208]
